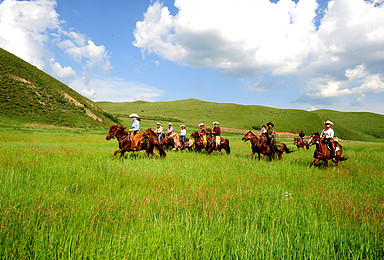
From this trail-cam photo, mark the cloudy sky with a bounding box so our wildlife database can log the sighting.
[1,0,383,114]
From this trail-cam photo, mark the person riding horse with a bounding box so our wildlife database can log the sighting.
[130,113,141,151]
[180,125,186,149]
[156,122,163,144]
[213,121,221,147]
[321,120,337,162]
[199,123,207,146]
[299,131,305,144]
[266,122,278,156]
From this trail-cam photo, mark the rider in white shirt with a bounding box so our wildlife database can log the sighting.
[321,120,336,161]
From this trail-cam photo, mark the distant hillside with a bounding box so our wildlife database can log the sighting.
[98,99,384,142]
[0,48,119,129]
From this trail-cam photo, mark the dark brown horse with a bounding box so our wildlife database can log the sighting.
[294,137,309,150]
[191,131,205,152]
[308,132,347,167]
[106,125,162,159]
[242,131,265,159]
[205,128,230,155]
[142,129,167,158]
[242,131,292,160]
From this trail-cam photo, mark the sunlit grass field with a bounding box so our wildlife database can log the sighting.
[0,127,383,259]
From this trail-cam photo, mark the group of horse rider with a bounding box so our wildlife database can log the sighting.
[129,112,337,159]
[128,113,222,150]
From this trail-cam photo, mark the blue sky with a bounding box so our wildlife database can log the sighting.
[1,0,384,114]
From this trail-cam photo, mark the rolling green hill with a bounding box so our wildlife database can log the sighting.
[98,99,384,142]
[0,48,119,129]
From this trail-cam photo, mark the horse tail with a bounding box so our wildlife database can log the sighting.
[226,139,230,154]
[284,144,293,154]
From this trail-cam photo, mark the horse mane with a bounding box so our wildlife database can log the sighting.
[146,128,156,134]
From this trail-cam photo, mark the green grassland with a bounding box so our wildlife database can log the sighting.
[98,100,384,142]
[0,48,119,129]
[1,127,383,258]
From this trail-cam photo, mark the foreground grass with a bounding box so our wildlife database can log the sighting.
[0,128,383,259]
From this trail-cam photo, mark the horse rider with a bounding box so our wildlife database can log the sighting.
[261,125,267,135]
[199,123,207,146]
[167,123,173,136]
[321,120,337,162]
[180,125,186,149]
[156,122,163,144]
[299,130,305,144]
[130,113,141,151]
[213,121,221,147]
[266,122,278,155]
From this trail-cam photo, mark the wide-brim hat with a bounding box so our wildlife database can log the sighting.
[325,120,334,125]
[157,122,161,125]
[168,123,172,126]
[267,122,274,127]
[180,125,185,127]
[199,123,204,126]
[213,121,219,125]
[129,113,139,118]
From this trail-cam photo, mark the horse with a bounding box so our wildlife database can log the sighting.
[205,128,230,155]
[105,125,158,159]
[142,129,167,158]
[308,132,347,167]
[294,137,309,150]
[191,131,205,152]
[167,132,194,151]
[258,133,293,160]
[242,131,265,160]
[242,131,292,160]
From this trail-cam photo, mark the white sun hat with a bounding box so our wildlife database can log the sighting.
[181,124,185,127]
[325,120,334,125]
[129,113,139,118]
[169,123,172,126]
[157,122,161,125]
[213,121,219,125]
[199,123,204,126]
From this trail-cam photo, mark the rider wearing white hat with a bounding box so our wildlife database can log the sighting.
[130,113,141,151]
[213,121,221,146]
[167,123,173,136]
[156,122,163,143]
[321,120,336,161]
[180,125,186,149]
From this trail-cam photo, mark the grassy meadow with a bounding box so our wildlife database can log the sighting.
[0,126,383,259]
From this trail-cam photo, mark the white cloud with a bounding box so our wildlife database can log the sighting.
[0,0,111,83]
[134,0,384,106]
[80,88,96,99]
[70,77,166,102]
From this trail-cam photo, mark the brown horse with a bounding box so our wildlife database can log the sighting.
[242,131,292,160]
[191,131,205,152]
[106,125,159,159]
[205,128,230,155]
[308,132,347,167]
[294,137,309,150]
[142,129,167,158]
[242,131,265,160]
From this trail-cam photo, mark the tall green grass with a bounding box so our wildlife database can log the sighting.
[0,128,383,258]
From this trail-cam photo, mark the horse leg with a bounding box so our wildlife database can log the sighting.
[311,158,319,167]
[324,159,329,168]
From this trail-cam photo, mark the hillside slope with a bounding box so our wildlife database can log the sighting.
[98,99,384,142]
[0,48,118,129]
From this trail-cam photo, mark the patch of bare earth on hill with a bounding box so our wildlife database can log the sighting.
[62,92,103,123]
[220,127,297,138]
[25,124,71,129]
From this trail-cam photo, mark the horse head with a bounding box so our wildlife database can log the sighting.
[242,131,255,142]
[308,132,320,146]
[191,131,199,139]
[142,128,153,138]
[106,125,119,140]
